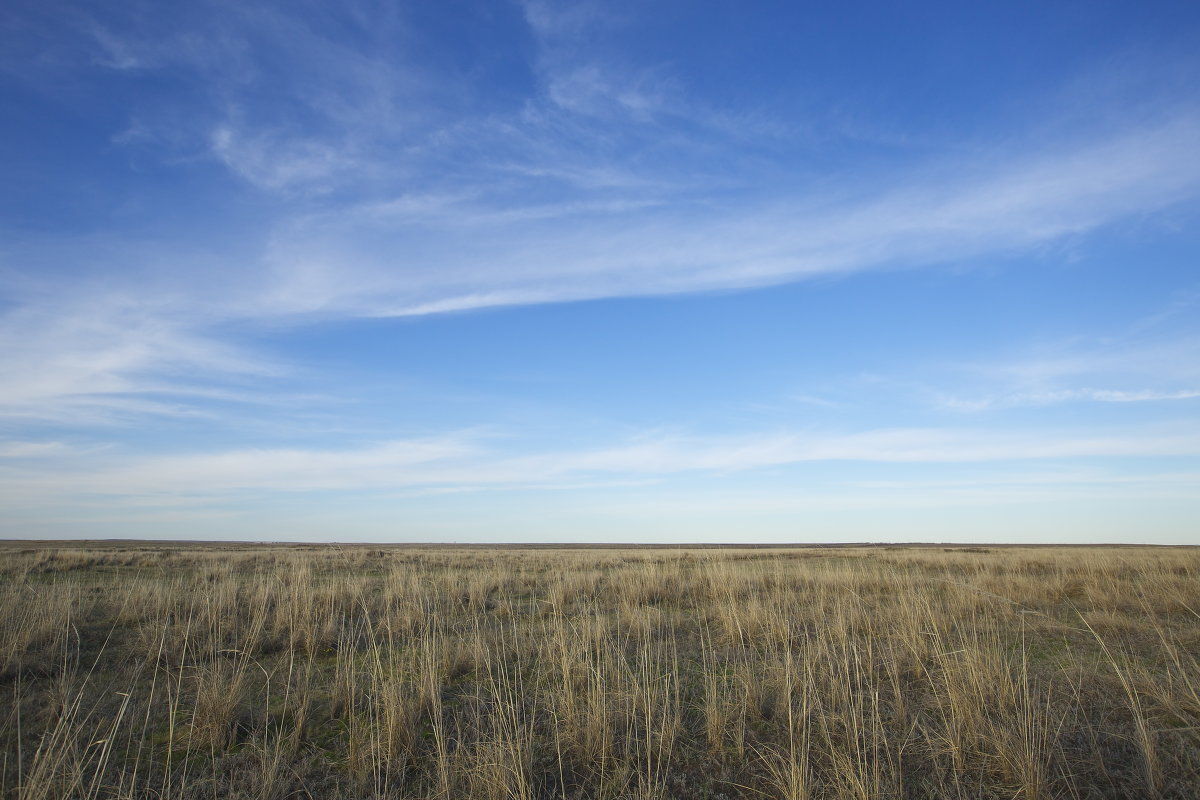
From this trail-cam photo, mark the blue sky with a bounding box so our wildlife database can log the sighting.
[2,0,1199,542]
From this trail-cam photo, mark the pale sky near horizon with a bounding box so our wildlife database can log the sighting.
[2,1,1199,543]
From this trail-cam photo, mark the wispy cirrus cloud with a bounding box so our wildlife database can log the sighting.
[0,292,282,424]
[5,103,1200,422]
[248,108,1200,320]
[6,425,1200,503]
[942,388,1200,412]
[934,312,1200,411]
[0,441,75,459]
[210,126,358,192]
[23,1,1200,325]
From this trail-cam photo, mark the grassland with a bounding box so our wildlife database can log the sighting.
[1,542,1198,799]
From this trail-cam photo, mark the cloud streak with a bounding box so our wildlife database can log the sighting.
[0,293,281,424]
[934,323,1200,411]
[257,109,1200,320]
[23,104,1199,423]
[7,425,1200,502]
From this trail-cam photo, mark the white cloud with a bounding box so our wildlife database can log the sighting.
[89,25,145,70]
[548,427,1200,472]
[0,441,73,458]
[936,326,1200,411]
[520,1,605,40]
[43,2,1200,328]
[943,388,1200,412]
[0,294,279,423]
[239,109,1200,321]
[210,126,355,191]
[7,425,1200,502]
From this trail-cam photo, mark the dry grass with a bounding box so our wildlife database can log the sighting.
[1,542,1199,798]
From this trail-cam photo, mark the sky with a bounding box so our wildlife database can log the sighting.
[1,0,1199,543]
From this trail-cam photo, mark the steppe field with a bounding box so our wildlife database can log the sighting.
[2,542,1199,800]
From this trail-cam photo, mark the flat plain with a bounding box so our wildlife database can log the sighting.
[2,542,1198,799]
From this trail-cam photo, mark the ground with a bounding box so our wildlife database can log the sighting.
[2,541,1198,799]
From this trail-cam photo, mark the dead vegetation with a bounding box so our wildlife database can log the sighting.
[1,543,1198,798]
